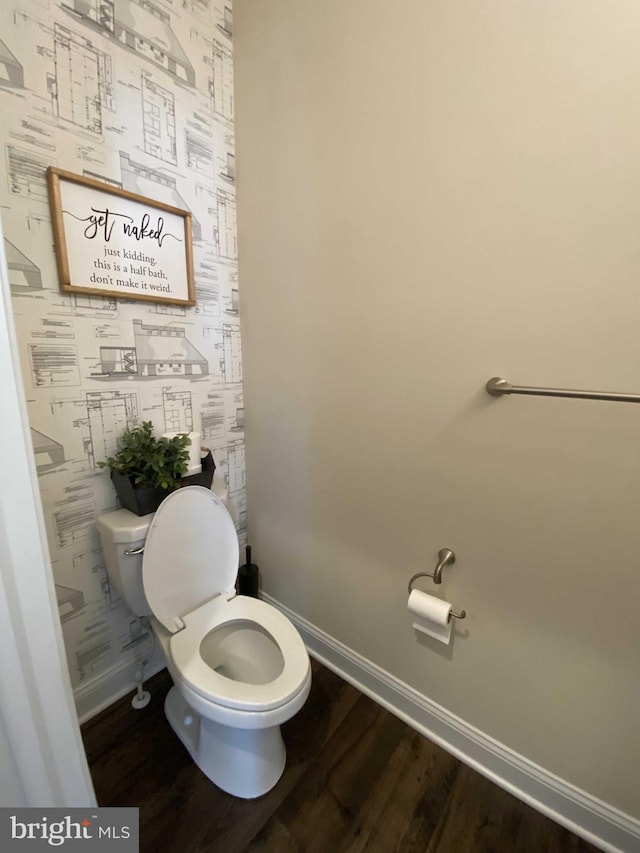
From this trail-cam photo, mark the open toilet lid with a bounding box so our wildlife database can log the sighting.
[142,486,239,633]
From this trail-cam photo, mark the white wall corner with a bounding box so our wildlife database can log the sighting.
[0,221,95,807]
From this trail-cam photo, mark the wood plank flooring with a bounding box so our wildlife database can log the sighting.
[82,660,601,852]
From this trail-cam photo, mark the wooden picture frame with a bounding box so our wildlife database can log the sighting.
[46,166,195,306]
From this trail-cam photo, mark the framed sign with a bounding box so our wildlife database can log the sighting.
[46,167,195,306]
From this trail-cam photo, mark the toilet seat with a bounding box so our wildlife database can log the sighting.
[142,487,310,716]
[169,594,310,713]
[142,486,239,633]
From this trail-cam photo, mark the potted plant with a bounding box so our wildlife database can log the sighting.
[98,421,195,516]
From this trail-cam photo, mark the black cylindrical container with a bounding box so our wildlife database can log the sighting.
[237,545,259,598]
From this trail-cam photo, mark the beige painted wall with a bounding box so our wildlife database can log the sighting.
[234,0,640,815]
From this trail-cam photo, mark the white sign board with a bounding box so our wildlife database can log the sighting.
[47,167,195,306]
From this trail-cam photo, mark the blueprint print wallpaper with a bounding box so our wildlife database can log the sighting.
[1,0,244,705]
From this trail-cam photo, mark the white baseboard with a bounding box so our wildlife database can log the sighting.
[75,646,166,725]
[262,593,640,853]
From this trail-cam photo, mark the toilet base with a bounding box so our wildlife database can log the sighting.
[164,686,286,799]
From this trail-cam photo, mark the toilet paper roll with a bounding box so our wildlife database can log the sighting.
[408,589,453,645]
[408,589,451,625]
[186,432,201,472]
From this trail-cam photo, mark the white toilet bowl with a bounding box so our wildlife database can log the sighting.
[97,486,311,799]
[154,594,311,798]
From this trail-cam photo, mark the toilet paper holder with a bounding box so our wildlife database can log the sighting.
[408,548,466,620]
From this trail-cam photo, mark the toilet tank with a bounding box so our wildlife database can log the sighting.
[96,509,154,616]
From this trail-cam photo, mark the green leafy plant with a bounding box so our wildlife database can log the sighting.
[98,421,191,490]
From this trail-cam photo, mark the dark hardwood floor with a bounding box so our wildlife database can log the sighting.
[82,660,601,852]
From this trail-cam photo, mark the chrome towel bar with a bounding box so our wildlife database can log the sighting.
[486,376,640,404]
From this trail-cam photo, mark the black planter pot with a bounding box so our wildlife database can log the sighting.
[110,471,170,516]
[111,450,216,517]
[179,449,216,489]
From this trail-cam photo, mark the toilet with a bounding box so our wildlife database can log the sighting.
[97,486,311,799]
